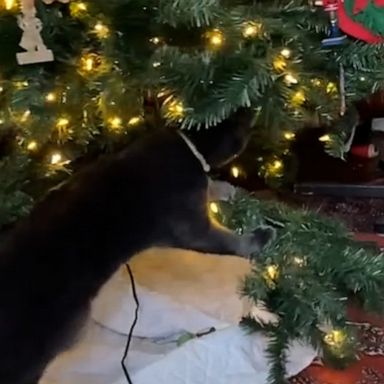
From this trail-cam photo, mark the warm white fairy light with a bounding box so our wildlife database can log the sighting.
[284,73,298,85]
[293,257,305,267]
[319,134,331,142]
[281,48,292,59]
[291,90,306,107]
[4,0,17,10]
[284,132,295,140]
[206,29,224,47]
[94,21,109,39]
[20,110,31,122]
[273,160,283,170]
[242,22,262,38]
[109,116,122,130]
[209,202,219,214]
[128,116,142,125]
[50,152,63,165]
[166,99,184,119]
[70,1,88,17]
[56,117,69,129]
[45,92,57,102]
[15,81,29,89]
[150,37,161,45]
[231,166,240,178]
[326,82,337,94]
[324,330,346,347]
[27,141,38,151]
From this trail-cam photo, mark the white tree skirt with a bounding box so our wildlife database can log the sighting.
[40,248,317,384]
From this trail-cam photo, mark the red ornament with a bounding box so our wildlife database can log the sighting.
[351,144,379,158]
[322,0,339,10]
[337,0,384,43]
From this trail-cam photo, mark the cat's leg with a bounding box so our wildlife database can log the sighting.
[172,221,274,258]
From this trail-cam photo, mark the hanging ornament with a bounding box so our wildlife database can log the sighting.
[313,0,348,46]
[16,0,71,65]
[337,0,384,43]
[17,0,53,64]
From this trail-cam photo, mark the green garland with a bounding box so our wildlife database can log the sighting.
[213,190,384,384]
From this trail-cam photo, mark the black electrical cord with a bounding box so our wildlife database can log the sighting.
[121,263,140,384]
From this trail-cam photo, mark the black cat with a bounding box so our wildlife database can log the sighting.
[0,109,272,384]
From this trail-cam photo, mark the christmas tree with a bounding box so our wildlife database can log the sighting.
[2,2,384,383]
[213,190,384,384]
[1,0,384,229]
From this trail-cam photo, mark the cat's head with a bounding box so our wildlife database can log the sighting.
[185,108,254,169]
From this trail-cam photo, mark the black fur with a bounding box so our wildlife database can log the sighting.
[0,109,271,384]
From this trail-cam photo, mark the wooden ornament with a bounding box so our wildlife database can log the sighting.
[16,0,71,65]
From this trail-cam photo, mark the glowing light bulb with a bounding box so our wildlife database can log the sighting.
[152,61,161,68]
[20,110,31,122]
[109,116,122,130]
[0,86,4,93]
[4,0,17,10]
[231,166,240,178]
[266,265,279,281]
[209,202,219,214]
[128,116,142,125]
[273,160,282,170]
[280,48,291,59]
[45,92,56,102]
[291,90,306,106]
[206,29,224,47]
[167,100,184,119]
[94,21,109,39]
[284,73,298,85]
[242,22,262,38]
[150,37,161,45]
[273,57,287,72]
[326,82,337,94]
[15,81,28,89]
[85,57,94,71]
[324,330,346,347]
[284,132,295,140]
[79,53,102,75]
[27,141,38,151]
[77,2,87,10]
[70,1,87,16]
[360,76,366,82]
[50,152,63,165]
[293,257,304,266]
[56,117,69,128]
[319,134,331,142]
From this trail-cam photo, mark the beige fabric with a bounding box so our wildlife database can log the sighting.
[129,248,253,323]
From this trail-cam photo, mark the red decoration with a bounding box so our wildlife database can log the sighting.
[337,0,384,43]
[351,144,379,158]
